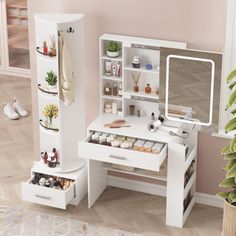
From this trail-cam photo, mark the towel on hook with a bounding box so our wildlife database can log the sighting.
[59,31,75,106]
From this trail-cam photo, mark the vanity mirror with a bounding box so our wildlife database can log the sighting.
[159,48,222,131]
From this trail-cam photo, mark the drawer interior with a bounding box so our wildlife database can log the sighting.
[29,172,75,192]
[87,131,166,155]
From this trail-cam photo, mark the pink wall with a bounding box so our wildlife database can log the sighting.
[27,0,227,194]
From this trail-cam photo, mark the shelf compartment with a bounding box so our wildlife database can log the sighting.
[184,146,197,172]
[38,84,58,95]
[102,162,167,181]
[39,119,59,132]
[184,171,196,198]
[21,175,75,209]
[78,133,167,172]
[183,197,195,224]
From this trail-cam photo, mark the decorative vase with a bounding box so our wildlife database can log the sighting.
[107,50,119,58]
[145,84,152,94]
[49,117,53,128]
[222,200,236,236]
[134,85,139,92]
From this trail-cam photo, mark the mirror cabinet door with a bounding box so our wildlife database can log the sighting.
[159,48,222,129]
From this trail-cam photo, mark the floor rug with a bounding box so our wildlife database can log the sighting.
[0,206,142,236]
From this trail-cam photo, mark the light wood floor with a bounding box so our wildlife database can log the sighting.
[0,75,223,235]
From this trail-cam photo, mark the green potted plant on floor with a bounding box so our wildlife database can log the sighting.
[217,69,236,236]
[45,71,57,90]
[106,41,121,58]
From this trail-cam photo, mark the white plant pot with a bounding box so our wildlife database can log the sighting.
[47,84,57,91]
[107,50,120,58]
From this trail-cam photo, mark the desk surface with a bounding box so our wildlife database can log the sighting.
[87,114,183,143]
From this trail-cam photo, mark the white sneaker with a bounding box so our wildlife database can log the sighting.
[3,103,20,120]
[13,97,28,118]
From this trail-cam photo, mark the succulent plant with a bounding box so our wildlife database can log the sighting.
[45,71,57,86]
[106,41,121,52]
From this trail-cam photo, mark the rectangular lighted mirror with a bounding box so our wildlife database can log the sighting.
[160,48,222,129]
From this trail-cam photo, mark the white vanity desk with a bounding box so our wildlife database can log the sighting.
[78,114,198,228]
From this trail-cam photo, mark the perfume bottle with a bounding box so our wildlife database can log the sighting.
[104,83,112,95]
[145,84,152,94]
[112,83,118,96]
[118,83,122,97]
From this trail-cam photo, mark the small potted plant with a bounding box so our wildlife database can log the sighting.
[45,71,57,90]
[106,41,121,58]
[42,104,58,128]
[217,69,236,236]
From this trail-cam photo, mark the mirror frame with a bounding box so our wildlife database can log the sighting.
[165,54,215,126]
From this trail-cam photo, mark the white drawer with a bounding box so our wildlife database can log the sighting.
[78,134,167,172]
[21,176,75,209]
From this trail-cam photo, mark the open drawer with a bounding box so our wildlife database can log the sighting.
[78,134,167,172]
[21,175,75,209]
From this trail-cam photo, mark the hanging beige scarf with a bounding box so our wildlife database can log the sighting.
[59,31,75,106]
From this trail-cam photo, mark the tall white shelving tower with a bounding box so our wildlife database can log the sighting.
[21,14,87,210]
[35,14,85,172]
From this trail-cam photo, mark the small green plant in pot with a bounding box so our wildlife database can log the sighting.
[45,71,57,90]
[106,41,121,58]
[217,69,236,236]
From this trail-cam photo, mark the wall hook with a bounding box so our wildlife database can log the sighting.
[67,27,74,33]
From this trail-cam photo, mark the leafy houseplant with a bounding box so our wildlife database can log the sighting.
[106,41,121,58]
[45,71,57,89]
[218,69,236,236]
[42,104,58,128]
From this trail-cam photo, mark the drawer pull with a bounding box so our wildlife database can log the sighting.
[35,194,51,200]
[109,155,127,160]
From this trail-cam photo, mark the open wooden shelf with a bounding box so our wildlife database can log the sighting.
[102,162,167,181]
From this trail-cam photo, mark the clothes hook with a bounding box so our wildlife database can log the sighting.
[67,27,74,33]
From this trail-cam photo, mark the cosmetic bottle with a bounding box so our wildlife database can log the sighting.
[113,83,118,96]
[104,83,112,95]
[43,41,48,55]
[118,83,122,97]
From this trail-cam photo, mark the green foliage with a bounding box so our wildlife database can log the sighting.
[106,41,121,52]
[45,71,57,86]
[218,69,236,205]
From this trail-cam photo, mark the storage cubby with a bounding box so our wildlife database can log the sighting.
[124,46,160,73]
[123,98,159,117]
[100,39,123,59]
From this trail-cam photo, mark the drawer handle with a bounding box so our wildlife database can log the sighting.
[109,155,127,160]
[35,194,51,200]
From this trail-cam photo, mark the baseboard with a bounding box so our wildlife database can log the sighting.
[195,192,223,208]
[108,176,223,208]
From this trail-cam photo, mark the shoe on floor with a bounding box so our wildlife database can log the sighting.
[13,97,28,118]
[3,103,20,120]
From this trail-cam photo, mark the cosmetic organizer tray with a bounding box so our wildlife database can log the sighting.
[78,132,167,172]
[22,173,76,209]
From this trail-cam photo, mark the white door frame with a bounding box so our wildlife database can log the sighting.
[0,0,6,70]
[218,0,236,135]
[0,0,30,78]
